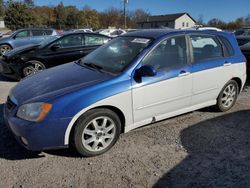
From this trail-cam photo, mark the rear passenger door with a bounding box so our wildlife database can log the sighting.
[189,34,231,106]
[30,30,47,44]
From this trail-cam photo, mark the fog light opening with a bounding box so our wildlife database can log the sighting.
[20,137,28,146]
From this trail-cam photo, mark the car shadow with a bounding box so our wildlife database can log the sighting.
[153,110,250,188]
[0,104,44,160]
[0,103,82,160]
[0,75,16,82]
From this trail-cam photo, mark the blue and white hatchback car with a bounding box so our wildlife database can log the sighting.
[4,29,246,156]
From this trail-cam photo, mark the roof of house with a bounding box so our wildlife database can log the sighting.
[137,13,196,24]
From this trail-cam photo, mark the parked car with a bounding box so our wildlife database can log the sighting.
[234,28,250,36]
[4,29,246,157]
[240,44,250,73]
[236,35,250,46]
[95,29,126,37]
[0,32,111,80]
[0,28,58,56]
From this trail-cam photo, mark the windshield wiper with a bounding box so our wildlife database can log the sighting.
[83,62,104,71]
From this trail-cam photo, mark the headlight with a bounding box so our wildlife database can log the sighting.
[17,102,52,122]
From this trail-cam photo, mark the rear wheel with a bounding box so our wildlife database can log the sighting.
[72,108,121,157]
[215,80,239,112]
[22,60,46,77]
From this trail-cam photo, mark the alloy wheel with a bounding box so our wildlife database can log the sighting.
[221,83,237,108]
[81,116,116,152]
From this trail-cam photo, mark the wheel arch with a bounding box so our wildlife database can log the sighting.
[231,77,242,91]
[66,105,126,146]
[0,43,13,48]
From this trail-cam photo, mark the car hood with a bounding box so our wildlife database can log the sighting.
[10,62,113,104]
[4,44,40,60]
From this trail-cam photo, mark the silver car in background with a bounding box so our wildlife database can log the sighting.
[0,28,58,56]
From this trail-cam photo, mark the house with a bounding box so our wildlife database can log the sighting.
[0,17,5,28]
[137,13,196,29]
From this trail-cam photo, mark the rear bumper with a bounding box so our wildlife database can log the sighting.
[0,60,22,80]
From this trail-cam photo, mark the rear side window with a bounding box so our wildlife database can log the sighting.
[85,35,106,45]
[219,36,235,57]
[32,30,44,36]
[44,30,53,35]
[57,34,83,48]
[190,35,223,62]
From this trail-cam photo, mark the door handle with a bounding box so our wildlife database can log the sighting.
[223,62,232,66]
[178,71,190,77]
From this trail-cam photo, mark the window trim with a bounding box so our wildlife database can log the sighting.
[187,34,225,64]
[140,34,190,72]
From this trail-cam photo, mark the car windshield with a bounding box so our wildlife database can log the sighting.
[80,36,152,74]
[39,36,60,47]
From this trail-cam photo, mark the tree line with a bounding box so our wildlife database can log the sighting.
[0,0,249,31]
[1,0,150,30]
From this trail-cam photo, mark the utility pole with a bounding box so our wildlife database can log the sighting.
[124,0,128,29]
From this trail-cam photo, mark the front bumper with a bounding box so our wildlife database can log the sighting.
[3,102,72,151]
[0,60,23,80]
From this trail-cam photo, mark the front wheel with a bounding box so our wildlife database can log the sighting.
[0,44,12,56]
[72,109,121,157]
[22,60,46,77]
[215,80,239,112]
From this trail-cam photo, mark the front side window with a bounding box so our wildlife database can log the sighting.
[15,30,29,38]
[85,35,107,45]
[142,36,187,71]
[80,37,151,74]
[56,34,83,48]
[190,35,223,62]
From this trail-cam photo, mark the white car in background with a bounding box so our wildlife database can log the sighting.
[95,29,126,37]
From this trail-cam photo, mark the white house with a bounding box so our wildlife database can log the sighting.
[137,13,196,29]
[0,17,5,28]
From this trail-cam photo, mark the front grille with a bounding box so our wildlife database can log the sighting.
[6,96,17,111]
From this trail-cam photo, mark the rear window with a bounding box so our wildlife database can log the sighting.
[219,36,235,57]
[190,35,223,62]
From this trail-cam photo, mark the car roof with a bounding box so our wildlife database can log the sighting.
[61,31,111,38]
[123,29,228,39]
[17,28,55,31]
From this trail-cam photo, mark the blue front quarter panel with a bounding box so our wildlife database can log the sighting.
[31,74,132,149]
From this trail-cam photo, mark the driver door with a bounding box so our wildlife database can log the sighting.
[132,35,192,124]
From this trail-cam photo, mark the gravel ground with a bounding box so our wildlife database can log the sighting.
[0,75,250,188]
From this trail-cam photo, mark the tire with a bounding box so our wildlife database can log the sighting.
[0,44,12,56]
[72,108,121,157]
[215,80,239,112]
[22,60,46,77]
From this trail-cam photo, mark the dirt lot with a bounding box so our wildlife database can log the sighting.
[0,75,250,188]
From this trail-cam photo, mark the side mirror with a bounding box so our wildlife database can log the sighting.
[135,65,157,77]
[50,44,60,51]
